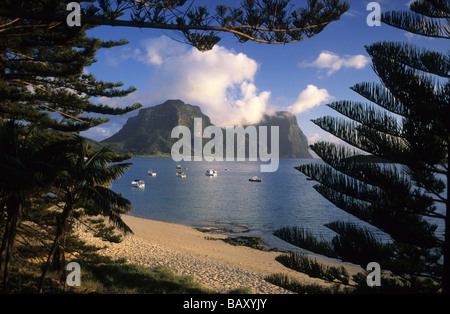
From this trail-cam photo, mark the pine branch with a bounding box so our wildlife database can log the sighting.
[350,82,407,117]
[366,41,450,79]
[0,0,350,50]
[410,0,450,19]
[327,101,403,137]
[381,10,450,39]
[311,115,409,163]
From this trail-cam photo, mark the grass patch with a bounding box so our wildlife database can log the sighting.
[3,233,214,294]
[86,217,124,243]
[227,286,253,294]
[273,226,334,257]
[204,234,266,251]
[265,273,348,294]
[81,263,213,294]
[223,236,265,251]
[195,227,235,234]
[275,253,350,284]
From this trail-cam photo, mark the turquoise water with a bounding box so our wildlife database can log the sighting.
[111,157,388,251]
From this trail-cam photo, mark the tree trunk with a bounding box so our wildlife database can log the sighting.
[442,142,450,294]
[0,215,12,272]
[38,202,72,293]
[1,198,22,289]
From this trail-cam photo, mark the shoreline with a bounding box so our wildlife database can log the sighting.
[77,214,363,294]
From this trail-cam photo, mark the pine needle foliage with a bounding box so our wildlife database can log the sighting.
[275,0,449,293]
[275,253,350,284]
[0,0,353,293]
[0,0,350,52]
[0,0,142,132]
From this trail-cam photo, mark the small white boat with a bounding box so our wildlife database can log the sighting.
[205,169,218,176]
[131,179,145,188]
[249,176,262,182]
[148,170,157,176]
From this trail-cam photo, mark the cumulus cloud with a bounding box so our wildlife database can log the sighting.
[301,51,370,76]
[308,133,322,144]
[288,84,334,114]
[130,36,271,126]
[307,132,344,145]
[97,36,334,132]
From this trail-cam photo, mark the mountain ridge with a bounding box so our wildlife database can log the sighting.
[101,99,312,158]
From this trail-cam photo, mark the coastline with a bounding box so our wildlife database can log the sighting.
[76,214,364,294]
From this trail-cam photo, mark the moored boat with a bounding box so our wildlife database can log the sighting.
[131,179,145,188]
[249,176,262,182]
[205,169,218,176]
[176,172,186,178]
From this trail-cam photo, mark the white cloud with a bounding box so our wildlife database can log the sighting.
[308,133,322,144]
[288,84,334,114]
[105,46,142,67]
[82,123,119,141]
[98,37,334,132]
[136,36,272,126]
[305,131,347,151]
[301,51,370,76]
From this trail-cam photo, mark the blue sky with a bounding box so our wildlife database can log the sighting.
[81,0,447,151]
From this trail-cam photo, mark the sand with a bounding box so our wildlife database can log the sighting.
[76,215,363,294]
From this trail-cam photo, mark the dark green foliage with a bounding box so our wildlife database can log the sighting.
[265,273,345,294]
[0,0,141,290]
[269,255,440,294]
[0,0,352,293]
[273,226,334,257]
[273,0,449,293]
[274,223,392,268]
[351,272,440,294]
[3,236,213,294]
[0,0,354,294]
[275,253,349,284]
[325,222,392,267]
[84,263,211,294]
[381,0,450,38]
[93,223,124,243]
[0,0,350,51]
[0,1,142,132]
[223,236,265,251]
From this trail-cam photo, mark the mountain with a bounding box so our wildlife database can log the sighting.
[102,99,213,156]
[102,99,312,158]
[256,111,312,159]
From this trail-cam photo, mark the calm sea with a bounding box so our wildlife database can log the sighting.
[111,157,396,251]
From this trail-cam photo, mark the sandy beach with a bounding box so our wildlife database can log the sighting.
[77,215,363,294]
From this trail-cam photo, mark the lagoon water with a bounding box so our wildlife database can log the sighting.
[111,157,390,251]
